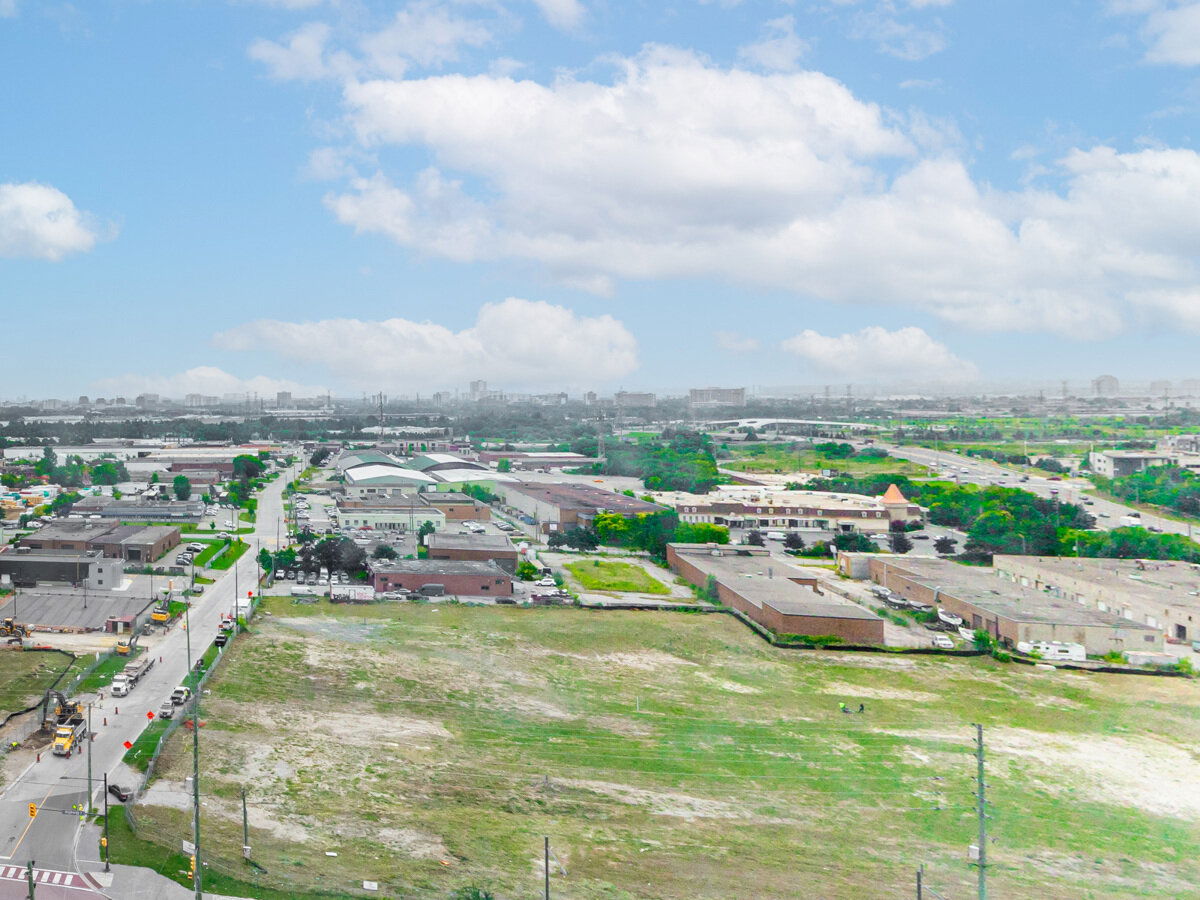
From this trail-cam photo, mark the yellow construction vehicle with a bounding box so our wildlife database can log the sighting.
[150,604,170,624]
[0,618,30,642]
[115,630,141,656]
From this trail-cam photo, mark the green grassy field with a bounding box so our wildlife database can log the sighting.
[210,540,250,570]
[131,600,1200,899]
[724,446,929,477]
[0,650,81,718]
[566,560,670,594]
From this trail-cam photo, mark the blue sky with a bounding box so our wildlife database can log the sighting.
[3,0,1200,400]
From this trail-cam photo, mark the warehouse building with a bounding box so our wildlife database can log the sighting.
[993,555,1200,644]
[370,559,513,597]
[867,556,1161,655]
[0,548,124,590]
[426,534,518,573]
[495,482,664,534]
[343,464,438,498]
[22,522,180,562]
[667,544,884,643]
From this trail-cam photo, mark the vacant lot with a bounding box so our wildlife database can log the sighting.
[135,600,1200,899]
[565,560,670,594]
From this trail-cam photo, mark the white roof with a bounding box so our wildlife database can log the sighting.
[422,453,470,465]
[345,464,436,484]
[432,469,516,484]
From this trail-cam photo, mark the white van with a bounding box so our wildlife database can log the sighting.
[765,531,787,541]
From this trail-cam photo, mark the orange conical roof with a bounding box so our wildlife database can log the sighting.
[882,483,908,504]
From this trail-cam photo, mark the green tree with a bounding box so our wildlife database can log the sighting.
[150,472,159,484]
[257,548,273,571]
[888,531,913,554]
[516,560,539,581]
[673,522,730,545]
[417,520,435,544]
[933,536,957,555]
[496,458,512,473]
[783,532,805,552]
[832,532,876,553]
[746,530,765,546]
[172,475,192,500]
[373,544,399,560]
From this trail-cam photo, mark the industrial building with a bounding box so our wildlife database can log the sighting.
[334,496,447,533]
[342,464,438,498]
[0,548,125,590]
[993,555,1200,644]
[426,534,518,573]
[866,556,1161,655]
[476,451,593,471]
[667,544,885,643]
[21,522,180,562]
[420,492,490,521]
[659,483,922,533]
[495,482,665,534]
[69,497,207,523]
[370,559,513,596]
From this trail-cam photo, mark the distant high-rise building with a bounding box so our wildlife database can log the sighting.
[77,396,90,406]
[114,397,128,406]
[1149,380,1172,397]
[688,387,746,407]
[1181,379,1200,396]
[135,393,160,408]
[1091,375,1120,397]
[615,391,657,408]
[276,391,293,407]
[584,391,599,406]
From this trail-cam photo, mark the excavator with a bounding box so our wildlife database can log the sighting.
[41,690,84,732]
[115,629,141,656]
[0,618,30,644]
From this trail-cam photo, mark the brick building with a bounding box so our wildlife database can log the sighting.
[370,559,513,596]
[667,543,884,643]
[426,534,518,573]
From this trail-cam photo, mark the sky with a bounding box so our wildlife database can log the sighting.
[3,0,1200,400]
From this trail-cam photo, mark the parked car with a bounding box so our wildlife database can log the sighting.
[107,783,132,802]
[932,635,955,650]
[158,701,175,720]
[186,543,204,552]
[170,686,192,705]
[536,577,556,587]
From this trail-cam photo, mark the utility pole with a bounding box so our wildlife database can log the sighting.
[974,723,988,900]
[242,786,250,859]
[543,836,550,900]
[184,604,202,899]
[102,774,111,872]
[86,704,93,812]
[26,860,34,899]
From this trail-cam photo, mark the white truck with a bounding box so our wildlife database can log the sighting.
[1119,514,1142,528]
[110,656,155,697]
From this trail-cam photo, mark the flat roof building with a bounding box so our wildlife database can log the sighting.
[496,482,665,533]
[426,533,518,573]
[370,559,513,596]
[0,548,124,591]
[657,484,922,533]
[993,555,1200,644]
[667,544,884,643]
[866,556,1161,655]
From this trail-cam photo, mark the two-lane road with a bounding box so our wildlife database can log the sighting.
[0,472,288,887]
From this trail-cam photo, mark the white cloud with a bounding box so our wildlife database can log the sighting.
[715,331,760,353]
[213,298,638,389]
[360,2,492,76]
[738,16,809,72]
[0,0,17,19]
[317,48,1200,338]
[907,0,954,7]
[782,326,977,381]
[92,367,322,400]
[0,182,101,260]
[1142,2,1200,65]
[850,10,946,60]
[248,22,341,81]
[529,0,585,31]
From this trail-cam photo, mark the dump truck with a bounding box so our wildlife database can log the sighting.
[110,657,155,697]
[51,714,86,756]
[41,691,84,731]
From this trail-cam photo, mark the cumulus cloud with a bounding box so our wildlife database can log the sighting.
[92,367,322,399]
[314,47,1200,338]
[248,22,342,81]
[782,326,977,381]
[1142,2,1200,65]
[738,16,809,72]
[715,331,761,353]
[529,0,585,31]
[360,3,493,76]
[850,10,946,60]
[213,298,638,389]
[0,182,101,260]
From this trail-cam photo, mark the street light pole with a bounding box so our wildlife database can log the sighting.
[184,602,202,900]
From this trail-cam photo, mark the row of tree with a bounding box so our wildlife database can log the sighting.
[1093,465,1200,516]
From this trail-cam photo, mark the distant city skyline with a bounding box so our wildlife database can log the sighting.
[4,2,1200,395]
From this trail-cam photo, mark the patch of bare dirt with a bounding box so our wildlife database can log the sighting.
[564,778,796,824]
[693,671,760,694]
[819,681,938,703]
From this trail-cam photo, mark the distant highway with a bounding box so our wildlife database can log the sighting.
[884,444,1197,540]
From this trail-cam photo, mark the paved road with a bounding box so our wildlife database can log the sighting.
[0,473,288,892]
[883,443,1198,539]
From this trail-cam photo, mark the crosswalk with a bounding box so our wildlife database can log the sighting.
[0,865,96,891]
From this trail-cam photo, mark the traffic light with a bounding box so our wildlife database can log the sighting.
[188,855,195,878]
[28,803,36,818]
